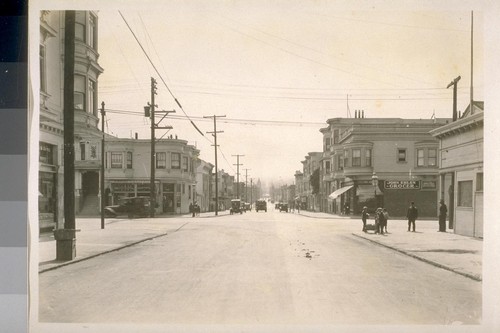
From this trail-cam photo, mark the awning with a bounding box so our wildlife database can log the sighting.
[356,185,383,200]
[328,185,353,199]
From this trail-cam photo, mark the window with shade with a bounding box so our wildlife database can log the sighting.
[458,181,473,207]
[110,152,123,169]
[352,149,361,167]
[182,156,188,171]
[397,148,407,163]
[428,149,437,166]
[417,149,425,167]
[365,149,372,167]
[88,79,96,116]
[126,152,133,169]
[156,152,166,169]
[75,11,86,42]
[74,75,86,111]
[171,153,180,169]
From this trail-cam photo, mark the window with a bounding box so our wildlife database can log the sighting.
[40,44,46,93]
[325,160,331,173]
[458,181,473,207]
[171,153,180,169]
[88,79,96,116]
[156,152,166,169]
[476,173,483,191]
[365,149,372,167]
[188,185,191,199]
[333,129,339,144]
[182,183,185,194]
[352,149,361,167]
[88,14,97,49]
[39,142,54,165]
[338,154,344,170]
[90,144,97,159]
[111,153,123,168]
[75,11,86,42]
[428,149,437,166]
[417,149,425,167]
[126,152,133,169]
[344,150,349,167]
[74,75,86,111]
[397,148,407,162]
[325,137,331,151]
[182,156,188,171]
[80,142,86,160]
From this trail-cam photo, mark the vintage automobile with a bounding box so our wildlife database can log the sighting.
[230,199,243,215]
[256,199,267,212]
[279,203,288,212]
[104,196,150,218]
[244,202,251,211]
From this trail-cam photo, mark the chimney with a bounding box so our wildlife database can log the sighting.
[362,110,365,118]
[135,132,138,139]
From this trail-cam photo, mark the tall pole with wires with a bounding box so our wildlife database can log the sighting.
[100,102,105,229]
[149,77,157,218]
[232,155,244,199]
[243,168,251,202]
[204,115,225,215]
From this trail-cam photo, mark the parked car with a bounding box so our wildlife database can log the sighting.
[275,203,281,210]
[256,199,267,212]
[244,202,251,211]
[230,199,243,214]
[104,196,150,218]
[279,203,288,212]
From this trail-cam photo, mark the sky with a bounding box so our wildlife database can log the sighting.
[39,0,488,187]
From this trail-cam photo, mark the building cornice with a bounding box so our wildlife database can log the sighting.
[430,112,483,139]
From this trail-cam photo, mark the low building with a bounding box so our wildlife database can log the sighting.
[103,137,199,215]
[196,160,214,213]
[321,114,450,217]
[301,152,322,211]
[430,101,483,237]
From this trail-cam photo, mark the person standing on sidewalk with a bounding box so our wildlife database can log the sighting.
[382,208,389,233]
[406,201,418,232]
[377,208,386,235]
[361,206,369,232]
[439,199,447,232]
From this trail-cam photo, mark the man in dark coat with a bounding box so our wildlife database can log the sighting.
[361,206,369,232]
[406,201,418,232]
[439,199,447,232]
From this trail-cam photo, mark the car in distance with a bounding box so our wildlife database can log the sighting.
[104,196,150,218]
[256,199,267,212]
[230,199,243,214]
[279,203,288,212]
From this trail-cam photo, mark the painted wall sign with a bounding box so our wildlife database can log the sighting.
[384,180,421,189]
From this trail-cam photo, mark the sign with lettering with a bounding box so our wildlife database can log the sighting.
[421,181,436,189]
[384,180,421,190]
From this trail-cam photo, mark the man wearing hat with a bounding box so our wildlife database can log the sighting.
[438,199,447,232]
[406,201,418,232]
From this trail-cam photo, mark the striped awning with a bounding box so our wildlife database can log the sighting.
[328,185,353,199]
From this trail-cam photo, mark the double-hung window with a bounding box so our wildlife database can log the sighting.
[74,75,86,111]
[171,153,180,169]
[417,149,425,167]
[111,152,123,169]
[182,156,188,171]
[352,149,361,167]
[156,152,166,169]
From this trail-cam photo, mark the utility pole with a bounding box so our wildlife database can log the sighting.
[149,77,157,218]
[204,115,226,215]
[243,168,251,202]
[55,10,76,260]
[232,155,244,199]
[100,101,105,229]
[145,77,175,218]
[250,178,253,206]
[447,75,461,121]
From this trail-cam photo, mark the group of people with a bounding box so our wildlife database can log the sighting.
[360,200,448,234]
[361,206,389,234]
[189,202,200,217]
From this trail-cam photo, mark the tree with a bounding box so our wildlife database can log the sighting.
[310,168,320,194]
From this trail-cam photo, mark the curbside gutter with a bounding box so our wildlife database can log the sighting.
[352,233,482,282]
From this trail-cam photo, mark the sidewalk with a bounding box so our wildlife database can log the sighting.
[38,211,229,273]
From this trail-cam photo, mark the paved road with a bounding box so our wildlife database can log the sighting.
[39,210,481,325]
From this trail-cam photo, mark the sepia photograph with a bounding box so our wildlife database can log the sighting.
[30,0,499,332]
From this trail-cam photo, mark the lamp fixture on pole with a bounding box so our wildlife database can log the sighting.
[371,172,379,206]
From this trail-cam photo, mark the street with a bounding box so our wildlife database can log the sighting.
[39,209,481,325]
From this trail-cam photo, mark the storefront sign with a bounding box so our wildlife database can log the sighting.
[112,183,134,192]
[384,180,421,190]
[421,181,436,189]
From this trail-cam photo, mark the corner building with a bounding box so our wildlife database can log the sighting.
[320,116,450,217]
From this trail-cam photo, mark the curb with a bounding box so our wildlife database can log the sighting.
[39,231,171,274]
[351,233,482,282]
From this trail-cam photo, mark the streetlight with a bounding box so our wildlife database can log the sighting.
[371,171,379,208]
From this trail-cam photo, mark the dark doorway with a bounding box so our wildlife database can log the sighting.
[82,171,99,197]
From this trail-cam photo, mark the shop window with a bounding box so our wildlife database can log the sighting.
[428,149,437,166]
[74,74,86,111]
[458,180,473,207]
[397,148,407,162]
[476,173,483,191]
[75,11,86,42]
[156,152,166,169]
[365,149,371,167]
[182,156,188,171]
[110,152,123,168]
[417,149,425,167]
[126,152,133,169]
[171,153,180,169]
[352,149,361,167]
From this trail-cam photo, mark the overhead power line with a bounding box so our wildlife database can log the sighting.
[118,11,205,137]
